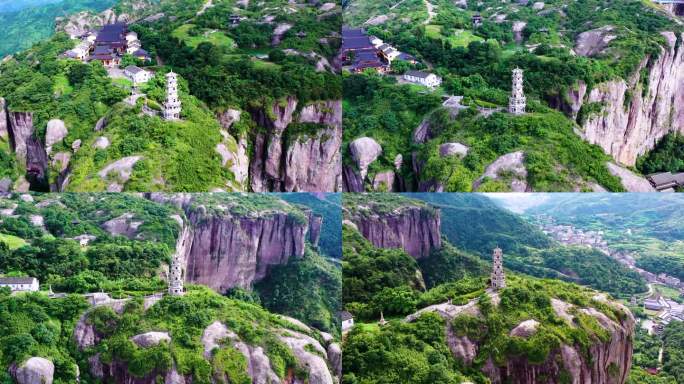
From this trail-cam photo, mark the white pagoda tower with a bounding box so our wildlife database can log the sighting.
[163,71,182,121]
[168,252,184,296]
[508,68,526,115]
[490,247,506,291]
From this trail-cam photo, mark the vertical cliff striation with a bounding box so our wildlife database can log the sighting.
[347,204,442,259]
[481,300,635,384]
[566,32,684,166]
[249,97,342,192]
[182,208,308,292]
[146,194,318,294]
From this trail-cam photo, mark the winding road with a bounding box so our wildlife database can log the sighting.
[424,0,436,24]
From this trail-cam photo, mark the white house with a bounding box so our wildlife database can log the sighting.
[379,44,401,61]
[86,32,98,44]
[126,39,142,54]
[404,70,442,87]
[0,277,40,292]
[340,311,354,332]
[126,31,138,42]
[124,65,152,85]
[369,36,383,47]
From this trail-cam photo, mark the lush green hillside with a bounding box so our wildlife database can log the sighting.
[280,193,343,259]
[343,0,683,191]
[0,192,341,382]
[0,291,89,384]
[0,0,116,57]
[256,248,341,334]
[344,73,624,191]
[342,224,488,321]
[0,0,342,192]
[526,194,684,280]
[411,193,646,297]
[0,193,179,294]
[412,193,552,254]
[0,285,330,384]
[343,273,632,384]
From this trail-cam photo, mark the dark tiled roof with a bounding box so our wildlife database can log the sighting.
[398,52,416,61]
[125,65,144,74]
[648,172,679,188]
[342,36,374,51]
[342,27,366,38]
[93,45,112,55]
[0,277,37,285]
[96,23,127,43]
[405,70,432,79]
[132,49,151,58]
[339,311,353,321]
[92,54,114,61]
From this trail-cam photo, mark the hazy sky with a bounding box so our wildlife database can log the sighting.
[483,193,552,213]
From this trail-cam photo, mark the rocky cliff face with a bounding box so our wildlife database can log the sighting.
[73,301,339,384]
[181,208,307,292]
[409,294,635,384]
[347,205,441,259]
[55,0,157,37]
[7,111,34,166]
[5,111,51,190]
[249,97,342,192]
[484,302,635,384]
[563,32,684,166]
[145,194,317,293]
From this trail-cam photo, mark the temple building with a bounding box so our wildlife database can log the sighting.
[490,247,506,290]
[508,68,526,115]
[163,72,182,121]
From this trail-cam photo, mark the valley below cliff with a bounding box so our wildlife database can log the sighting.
[0,192,342,384]
[340,193,666,384]
[342,0,684,192]
[0,0,343,193]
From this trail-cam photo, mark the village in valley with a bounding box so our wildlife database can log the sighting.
[535,215,684,335]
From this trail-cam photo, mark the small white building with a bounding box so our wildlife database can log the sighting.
[379,44,401,61]
[404,70,442,87]
[126,40,142,54]
[124,65,152,85]
[340,311,354,332]
[0,277,40,292]
[86,32,98,44]
[644,298,664,311]
[370,36,384,47]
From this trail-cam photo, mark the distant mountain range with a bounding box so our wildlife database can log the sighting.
[0,0,116,56]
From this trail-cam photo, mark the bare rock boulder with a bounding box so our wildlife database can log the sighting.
[97,156,142,184]
[92,137,110,150]
[575,26,616,57]
[11,357,54,384]
[349,137,382,180]
[131,331,171,348]
[509,319,540,338]
[606,162,655,192]
[328,342,342,378]
[473,151,528,192]
[102,212,143,238]
[45,119,68,154]
[439,142,469,158]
